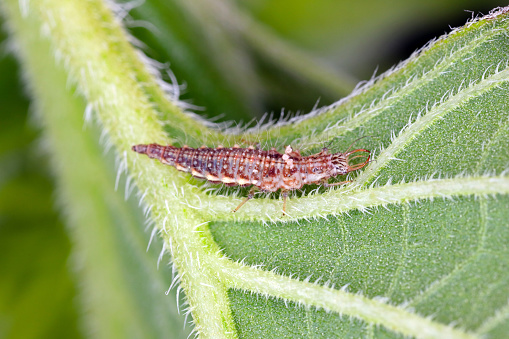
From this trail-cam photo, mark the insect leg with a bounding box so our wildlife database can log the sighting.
[282,190,289,216]
[233,187,256,213]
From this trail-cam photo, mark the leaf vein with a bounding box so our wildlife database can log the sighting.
[216,259,478,339]
[354,66,509,187]
[209,176,509,222]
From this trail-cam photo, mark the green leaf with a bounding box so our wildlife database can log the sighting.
[3,0,509,338]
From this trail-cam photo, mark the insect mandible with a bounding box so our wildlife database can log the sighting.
[132,143,370,215]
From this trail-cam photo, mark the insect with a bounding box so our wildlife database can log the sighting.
[132,143,370,215]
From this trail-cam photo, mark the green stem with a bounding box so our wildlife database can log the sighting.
[1,0,188,337]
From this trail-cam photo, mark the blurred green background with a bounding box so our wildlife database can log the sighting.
[0,0,504,338]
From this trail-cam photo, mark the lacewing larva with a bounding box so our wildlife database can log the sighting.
[132,143,370,214]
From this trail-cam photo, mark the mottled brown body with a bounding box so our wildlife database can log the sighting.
[132,143,370,213]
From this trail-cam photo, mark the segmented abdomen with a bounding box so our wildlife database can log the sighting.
[132,144,332,191]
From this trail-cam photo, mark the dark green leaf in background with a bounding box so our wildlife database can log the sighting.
[0,30,82,338]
